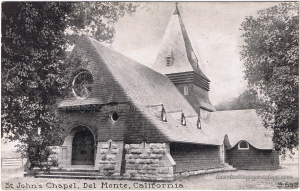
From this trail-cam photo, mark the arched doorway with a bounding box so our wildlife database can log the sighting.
[71,128,94,165]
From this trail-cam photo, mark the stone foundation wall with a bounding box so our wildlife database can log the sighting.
[96,141,124,177]
[123,143,175,181]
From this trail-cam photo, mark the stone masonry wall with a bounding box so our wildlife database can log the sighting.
[123,143,175,181]
[96,141,124,177]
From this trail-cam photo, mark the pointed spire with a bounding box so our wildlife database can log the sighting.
[152,3,209,81]
[173,2,180,15]
[152,3,216,112]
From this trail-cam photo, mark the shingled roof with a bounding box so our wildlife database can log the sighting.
[152,4,209,81]
[59,35,221,145]
[206,109,274,150]
[58,35,274,148]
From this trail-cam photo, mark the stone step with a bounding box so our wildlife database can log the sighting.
[223,163,231,166]
[223,166,237,170]
[27,167,101,179]
[175,166,237,178]
[35,174,107,180]
[52,169,98,172]
[35,171,100,176]
[32,168,98,173]
[223,163,235,169]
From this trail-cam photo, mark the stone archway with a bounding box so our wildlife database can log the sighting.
[59,125,95,167]
[71,128,94,165]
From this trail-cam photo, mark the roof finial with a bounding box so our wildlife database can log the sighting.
[173,2,180,15]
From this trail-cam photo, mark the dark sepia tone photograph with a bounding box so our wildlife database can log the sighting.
[1,1,299,190]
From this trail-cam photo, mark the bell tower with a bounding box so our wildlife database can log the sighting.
[152,3,215,112]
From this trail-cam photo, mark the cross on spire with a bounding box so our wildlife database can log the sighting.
[173,2,180,15]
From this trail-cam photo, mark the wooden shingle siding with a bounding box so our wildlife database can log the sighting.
[60,36,216,145]
[170,143,224,173]
[226,144,279,170]
[58,103,168,143]
[166,72,210,91]
[124,108,168,144]
[175,83,215,112]
[58,103,130,142]
[65,35,130,105]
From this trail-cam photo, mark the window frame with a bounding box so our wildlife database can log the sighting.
[181,113,186,126]
[111,112,119,122]
[72,71,94,99]
[184,86,188,95]
[238,141,249,150]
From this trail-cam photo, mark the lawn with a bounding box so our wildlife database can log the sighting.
[1,164,298,190]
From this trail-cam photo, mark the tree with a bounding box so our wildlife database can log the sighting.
[1,2,138,170]
[215,89,258,111]
[240,2,299,154]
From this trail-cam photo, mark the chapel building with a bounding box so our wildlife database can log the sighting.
[36,5,279,180]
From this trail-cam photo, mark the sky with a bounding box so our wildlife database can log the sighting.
[1,2,282,151]
[111,2,280,105]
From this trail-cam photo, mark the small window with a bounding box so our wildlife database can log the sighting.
[108,139,112,150]
[111,112,119,121]
[161,106,167,122]
[238,141,249,150]
[181,113,186,126]
[197,117,201,129]
[184,86,188,95]
[166,51,174,66]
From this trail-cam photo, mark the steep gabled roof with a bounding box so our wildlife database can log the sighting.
[58,36,274,148]
[90,37,222,145]
[89,37,196,116]
[59,35,220,145]
[152,5,209,81]
[206,109,274,150]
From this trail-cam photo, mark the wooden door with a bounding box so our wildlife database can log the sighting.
[71,129,94,165]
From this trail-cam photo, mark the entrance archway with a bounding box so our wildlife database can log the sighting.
[71,128,95,165]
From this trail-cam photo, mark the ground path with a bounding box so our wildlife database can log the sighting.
[1,164,298,190]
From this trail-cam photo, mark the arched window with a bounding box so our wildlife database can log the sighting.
[238,141,249,150]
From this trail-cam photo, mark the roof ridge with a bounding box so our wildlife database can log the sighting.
[88,35,197,114]
[177,10,209,81]
[88,36,173,81]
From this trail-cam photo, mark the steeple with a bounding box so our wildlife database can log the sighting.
[152,3,208,80]
[152,4,216,112]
